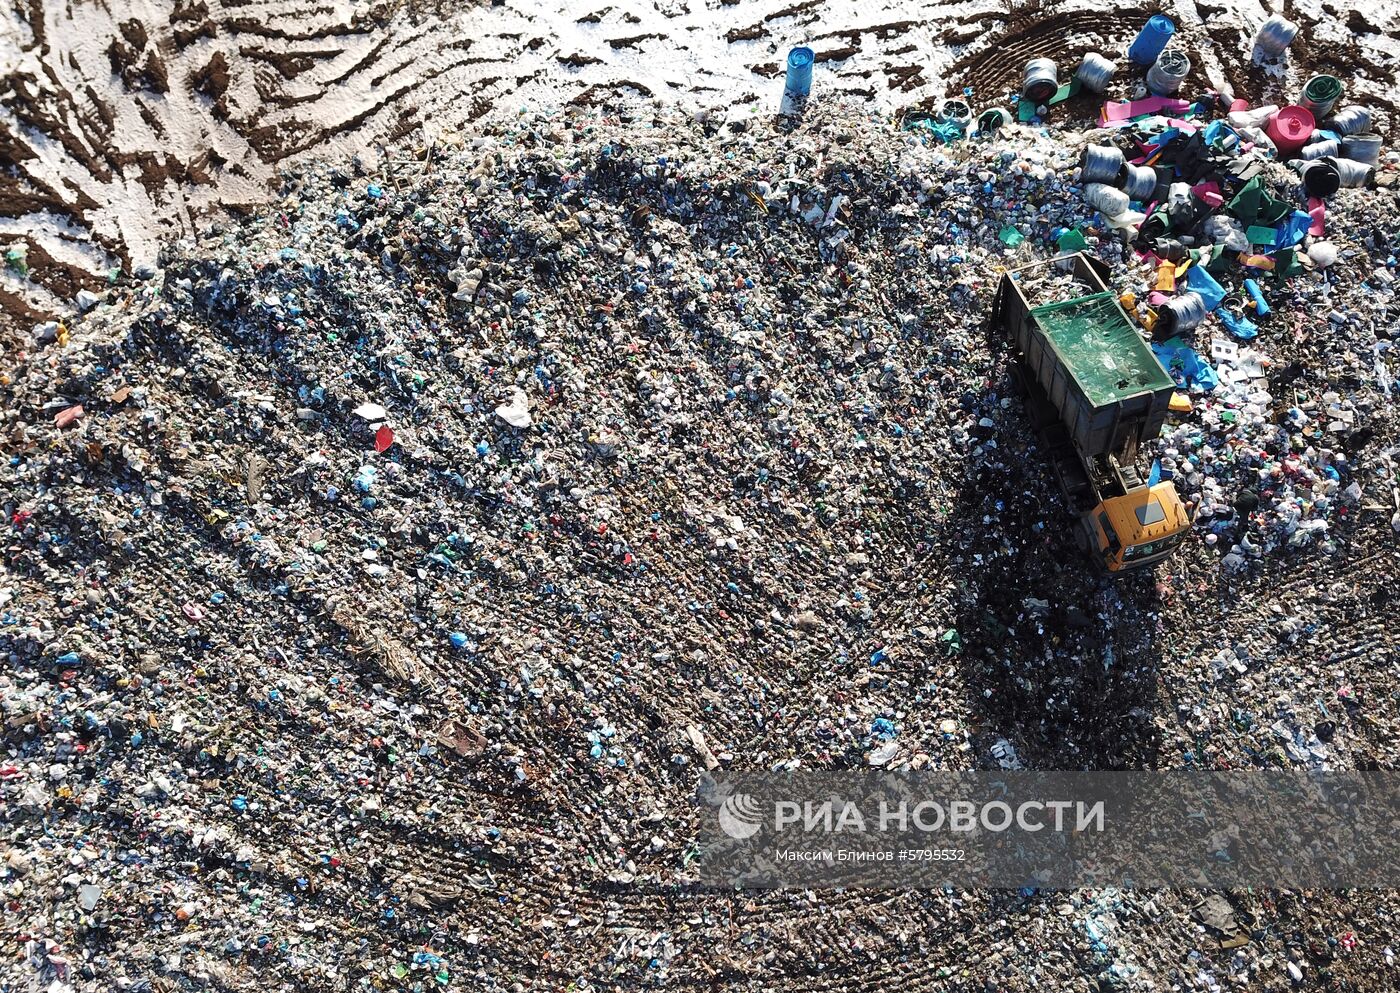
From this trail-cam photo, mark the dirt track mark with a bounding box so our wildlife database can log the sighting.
[1,0,1396,328]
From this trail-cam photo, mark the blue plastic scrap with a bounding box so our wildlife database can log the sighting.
[1243,278,1270,316]
[1152,337,1219,391]
[1278,210,1313,248]
[1201,119,1240,151]
[1140,127,1181,155]
[1218,308,1258,340]
[1185,265,1226,311]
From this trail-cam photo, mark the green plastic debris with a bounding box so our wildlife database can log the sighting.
[976,108,1011,135]
[1016,100,1039,123]
[1226,177,1290,226]
[1245,225,1277,246]
[941,629,962,654]
[1302,74,1343,113]
[999,225,1025,247]
[1057,228,1089,253]
[1047,80,1078,106]
[1201,243,1232,275]
[1273,247,1306,278]
[5,245,27,276]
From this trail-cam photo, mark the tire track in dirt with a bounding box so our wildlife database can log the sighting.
[2,0,1396,331]
[949,7,1151,99]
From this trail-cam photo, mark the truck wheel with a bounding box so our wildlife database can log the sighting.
[1074,516,1098,556]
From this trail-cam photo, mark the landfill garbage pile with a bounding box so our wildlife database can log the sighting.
[4,101,1400,991]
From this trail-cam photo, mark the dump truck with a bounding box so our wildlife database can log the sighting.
[989,253,1191,572]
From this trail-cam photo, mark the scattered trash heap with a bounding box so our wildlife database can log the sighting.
[1069,71,1392,566]
[894,12,1398,568]
[2,18,1400,993]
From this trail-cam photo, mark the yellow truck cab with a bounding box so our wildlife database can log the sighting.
[1092,483,1192,571]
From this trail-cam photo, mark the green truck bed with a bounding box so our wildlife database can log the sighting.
[1030,292,1174,407]
[992,254,1175,459]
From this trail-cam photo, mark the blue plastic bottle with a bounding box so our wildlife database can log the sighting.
[1128,15,1175,66]
[784,47,814,99]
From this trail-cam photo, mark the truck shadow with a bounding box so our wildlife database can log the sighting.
[935,385,1167,771]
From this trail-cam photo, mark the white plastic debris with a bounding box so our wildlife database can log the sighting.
[1307,241,1338,268]
[494,388,532,428]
